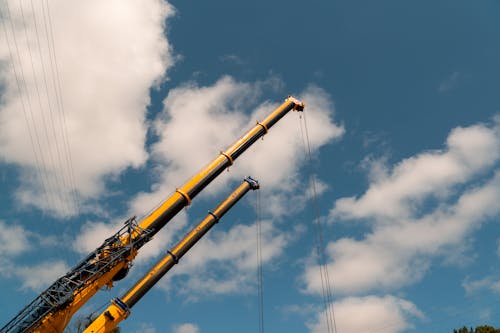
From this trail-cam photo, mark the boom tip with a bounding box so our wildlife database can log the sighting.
[244,176,260,190]
[287,96,305,111]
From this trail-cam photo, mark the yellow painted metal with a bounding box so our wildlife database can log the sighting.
[32,260,131,333]
[13,96,303,333]
[83,180,256,333]
[82,302,128,333]
[133,96,303,237]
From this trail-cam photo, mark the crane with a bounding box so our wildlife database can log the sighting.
[1,96,304,333]
[84,177,260,333]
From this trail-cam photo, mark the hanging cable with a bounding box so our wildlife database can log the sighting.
[255,188,265,333]
[26,0,74,216]
[14,0,70,216]
[1,0,62,214]
[298,112,339,333]
[40,0,81,214]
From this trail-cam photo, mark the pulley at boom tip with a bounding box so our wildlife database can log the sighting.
[287,95,305,111]
[244,176,260,190]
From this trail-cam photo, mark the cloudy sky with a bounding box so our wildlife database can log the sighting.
[1,1,499,333]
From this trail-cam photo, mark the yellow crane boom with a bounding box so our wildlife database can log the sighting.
[84,177,260,333]
[0,96,304,333]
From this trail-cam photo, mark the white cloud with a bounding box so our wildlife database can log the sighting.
[438,71,460,93]
[307,295,422,333]
[73,220,122,254]
[0,221,72,292]
[133,323,157,333]
[331,120,500,222]
[463,276,500,295]
[71,72,342,299]
[15,260,69,291]
[158,219,300,299]
[303,119,500,295]
[130,78,343,218]
[0,0,175,217]
[71,214,187,291]
[121,78,343,287]
[72,211,188,267]
[173,323,199,333]
[0,221,30,255]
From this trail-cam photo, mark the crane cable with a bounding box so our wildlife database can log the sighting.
[255,188,265,333]
[298,112,339,333]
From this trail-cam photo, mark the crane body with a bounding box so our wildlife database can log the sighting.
[84,177,260,333]
[1,96,304,333]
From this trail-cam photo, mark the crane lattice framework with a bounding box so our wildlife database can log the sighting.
[2,218,151,333]
[0,96,304,333]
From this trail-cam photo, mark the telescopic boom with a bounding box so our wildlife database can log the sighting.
[1,96,304,333]
[84,177,260,333]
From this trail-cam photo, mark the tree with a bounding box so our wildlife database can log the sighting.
[453,326,500,333]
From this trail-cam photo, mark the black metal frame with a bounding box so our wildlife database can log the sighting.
[0,218,151,333]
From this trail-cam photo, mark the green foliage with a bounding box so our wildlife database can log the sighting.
[453,326,500,333]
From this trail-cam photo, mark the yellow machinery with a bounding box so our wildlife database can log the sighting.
[0,96,304,333]
[84,177,260,333]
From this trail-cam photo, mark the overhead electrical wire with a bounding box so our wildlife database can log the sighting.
[41,0,81,214]
[2,0,80,269]
[27,0,73,208]
[1,0,60,213]
[299,112,339,333]
[16,0,70,216]
[0,1,50,202]
[2,0,80,217]
[24,0,75,216]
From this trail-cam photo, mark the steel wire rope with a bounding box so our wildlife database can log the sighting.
[1,0,61,214]
[255,188,265,333]
[14,0,69,216]
[297,114,334,333]
[41,0,81,215]
[303,112,339,333]
[297,114,332,333]
[26,0,74,216]
[298,112,338,333]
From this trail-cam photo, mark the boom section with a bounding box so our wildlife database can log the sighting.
[0,96,303,333]
[83,177,260,333]
[134,96,304,241]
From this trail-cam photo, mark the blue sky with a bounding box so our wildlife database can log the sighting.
[1,1,499,333]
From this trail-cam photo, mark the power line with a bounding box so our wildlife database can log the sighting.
[16,0,69,215]
[26,0,74,215]
[41,0,81,214]
[0,1,51,204]
[1,0,61,213]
